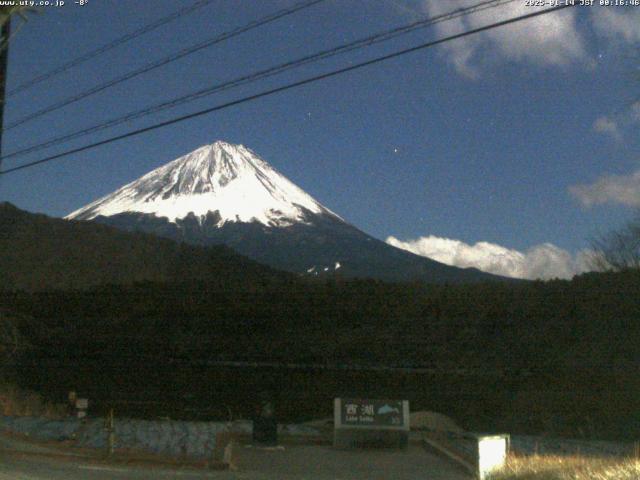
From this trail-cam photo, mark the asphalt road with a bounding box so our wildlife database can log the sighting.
[0,433,472,479]
[0,434,232,480]
[0,452,236,480]
[234,444,472,479]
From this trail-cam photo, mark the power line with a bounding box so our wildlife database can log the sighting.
[0,3,577,176]
[6,0,217,98]
[2,0,326,131]
[1,0,517,163]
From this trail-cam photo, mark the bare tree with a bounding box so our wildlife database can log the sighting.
[589,213,640,272]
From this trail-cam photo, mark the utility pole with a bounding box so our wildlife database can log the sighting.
[0,13,10,162]
[106,408,115,456]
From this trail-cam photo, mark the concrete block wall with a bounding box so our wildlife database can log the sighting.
[0,416,319,459]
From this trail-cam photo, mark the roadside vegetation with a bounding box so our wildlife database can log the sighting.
[0,383,66,418]
[0,310,65,418]
[489,455,640,480]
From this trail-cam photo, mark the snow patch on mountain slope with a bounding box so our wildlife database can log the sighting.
[66,141,339,227]
[305,261,342,276]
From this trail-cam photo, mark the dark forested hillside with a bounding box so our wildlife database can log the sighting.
[2,202,639,440]
[0,202,289,290]
[2,268,639,440]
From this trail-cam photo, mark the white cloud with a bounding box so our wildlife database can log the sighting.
[592,8,640,44]
[386,235,591,280]
[524,244,591,281]
[569,170,640,208]
[592,116,622,142]
[421,0,585,77]
[592,102,640,143]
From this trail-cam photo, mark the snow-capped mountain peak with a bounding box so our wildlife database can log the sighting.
[66,141,339,227]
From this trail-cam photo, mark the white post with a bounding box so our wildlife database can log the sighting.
[477,435,509,480]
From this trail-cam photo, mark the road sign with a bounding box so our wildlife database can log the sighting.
[334,398,409,449]
[340,399,405,427]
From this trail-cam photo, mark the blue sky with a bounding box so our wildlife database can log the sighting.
[0,0,638,279]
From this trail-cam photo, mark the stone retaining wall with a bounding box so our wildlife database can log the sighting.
[0,416,319,458]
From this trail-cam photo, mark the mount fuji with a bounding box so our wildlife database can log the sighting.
[67,141,500,283]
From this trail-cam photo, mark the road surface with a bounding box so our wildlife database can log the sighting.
[0,433,471,479]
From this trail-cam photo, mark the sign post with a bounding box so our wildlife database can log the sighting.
[334,398,409,449]
[104,408,115,457]
[75,398,89,420]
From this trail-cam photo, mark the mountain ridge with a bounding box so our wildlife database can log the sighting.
[67,141,510,283]
[0,201,287,291]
